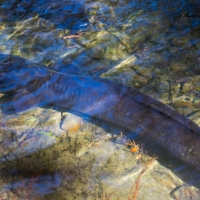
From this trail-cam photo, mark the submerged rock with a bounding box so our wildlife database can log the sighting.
[61,113,83,132]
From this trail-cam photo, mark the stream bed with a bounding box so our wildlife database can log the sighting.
[0,0,200,199]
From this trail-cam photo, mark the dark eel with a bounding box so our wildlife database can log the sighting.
[0,54,200,170]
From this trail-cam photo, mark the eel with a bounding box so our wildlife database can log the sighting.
[0,54,200,170]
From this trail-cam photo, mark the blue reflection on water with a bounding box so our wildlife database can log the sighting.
[0,0,89,32]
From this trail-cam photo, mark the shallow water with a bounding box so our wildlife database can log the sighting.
[0,0,200,199]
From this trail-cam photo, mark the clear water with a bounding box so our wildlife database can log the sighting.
[0,0,200,199]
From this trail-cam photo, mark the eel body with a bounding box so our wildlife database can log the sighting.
[0,54,200,169]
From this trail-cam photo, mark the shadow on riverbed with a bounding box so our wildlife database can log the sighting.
[0,109,200,199]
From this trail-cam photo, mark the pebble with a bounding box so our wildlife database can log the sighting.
[181,82,195,93]
[89,45,106,59]
[61,113,83,132]
[132,64,155,78]
[169,60,188,72]
[193,98,200,107]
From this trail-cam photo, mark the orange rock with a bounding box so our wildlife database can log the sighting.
[68,123,81,132]
[61,113,83,132]
[131,146,139,153]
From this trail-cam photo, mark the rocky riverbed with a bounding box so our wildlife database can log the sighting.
[0,0,200,199]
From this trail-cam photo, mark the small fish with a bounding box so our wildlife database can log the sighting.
[0,54,200,170]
